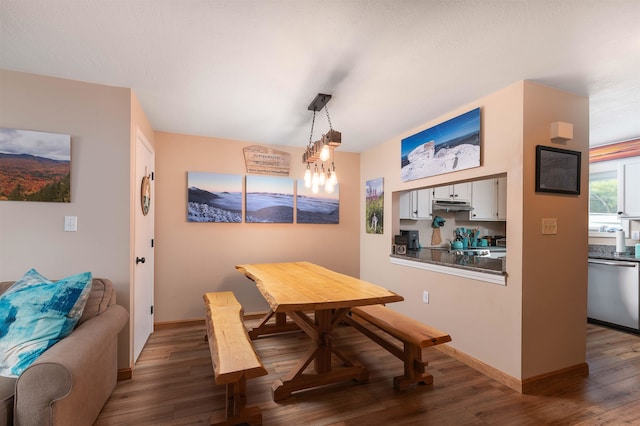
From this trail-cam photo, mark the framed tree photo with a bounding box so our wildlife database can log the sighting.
[535,145,581,195]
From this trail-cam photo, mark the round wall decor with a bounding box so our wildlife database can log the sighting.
[141,175,151,216]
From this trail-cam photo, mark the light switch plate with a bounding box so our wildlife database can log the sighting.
[64,216,77,232]
[541,218,557,235]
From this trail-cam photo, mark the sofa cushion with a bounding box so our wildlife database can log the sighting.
[78,278,114,325]
[0,376,16,426]
[0,282,12,297]
[0,269,93,378]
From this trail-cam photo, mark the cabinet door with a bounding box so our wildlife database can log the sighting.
[452,183,471,202]
[400,190,431,219]
[399,191,413,219]
[415,189,432,219]
[432,185,452,201]
[619,160,640,217]
[469,179,496,220]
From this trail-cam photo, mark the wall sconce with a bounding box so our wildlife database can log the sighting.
[303,93,341,193]
[550,121,573,143]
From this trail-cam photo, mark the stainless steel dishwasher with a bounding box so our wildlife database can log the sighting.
[587,258,640,332]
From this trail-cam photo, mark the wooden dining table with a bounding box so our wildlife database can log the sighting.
[235,261,404,401]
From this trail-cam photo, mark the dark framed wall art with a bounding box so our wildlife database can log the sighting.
[535,145,581,195]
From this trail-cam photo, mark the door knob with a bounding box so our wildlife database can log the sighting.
[136,257,146,264]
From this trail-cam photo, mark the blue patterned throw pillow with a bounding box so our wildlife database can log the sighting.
[0,269,93,377]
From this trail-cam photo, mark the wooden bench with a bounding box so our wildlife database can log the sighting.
[345,304,451,391]
[203,291,268,426]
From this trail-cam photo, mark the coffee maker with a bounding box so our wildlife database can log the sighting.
[400,230,420,250]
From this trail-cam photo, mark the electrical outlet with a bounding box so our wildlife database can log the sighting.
[632,231,640,240]
[423,290,429,304]
[541,218,557,235]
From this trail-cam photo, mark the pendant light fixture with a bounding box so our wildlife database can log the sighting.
[303,93,341,194]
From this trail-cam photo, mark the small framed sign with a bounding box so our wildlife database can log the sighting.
[535,145,581,195]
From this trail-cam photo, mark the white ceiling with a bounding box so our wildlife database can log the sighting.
[1,1,639,153]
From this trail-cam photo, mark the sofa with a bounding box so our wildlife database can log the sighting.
[0,278,129,426]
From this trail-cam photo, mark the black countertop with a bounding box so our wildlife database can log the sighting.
[588,244,639,262]
[390,248,506,275]
[391,245,640,276]
[588,252,640,263]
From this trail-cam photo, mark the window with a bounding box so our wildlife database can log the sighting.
[589,139,640,235]
[589,161,622,233]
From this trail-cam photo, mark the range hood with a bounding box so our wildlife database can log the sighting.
[432,200,474,212]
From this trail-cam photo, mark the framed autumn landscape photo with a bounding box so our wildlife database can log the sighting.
[0,128,71,202]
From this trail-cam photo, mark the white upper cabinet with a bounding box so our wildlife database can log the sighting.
[400,189,432,220]
[469,177,507,221]
[414,189,432,219]
[432,183,471,202]
[399,191,413,219]
[401,178,508,222]
[618,159,640,218]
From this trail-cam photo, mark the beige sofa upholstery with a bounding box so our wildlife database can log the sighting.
[0,278,128,426]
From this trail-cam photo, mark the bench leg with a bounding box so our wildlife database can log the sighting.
[393,343,433,391]
[210,378,262,426]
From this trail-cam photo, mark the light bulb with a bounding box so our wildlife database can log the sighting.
[312,164,319,186]
[304,165,311,188]
[319,165,326,185]
[312,183,319,194]
[325,180,334,193]
[329,168,337,185]
[320,145,330,162]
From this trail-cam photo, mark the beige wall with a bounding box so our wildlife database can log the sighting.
[0,70,135,370]
[521,82,589,378]
[360,80,589,382]
[153,132,361,321]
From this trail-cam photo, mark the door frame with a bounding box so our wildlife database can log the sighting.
[133,127,155,363]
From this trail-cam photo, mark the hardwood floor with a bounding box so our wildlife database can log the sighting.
[95,321,640,425]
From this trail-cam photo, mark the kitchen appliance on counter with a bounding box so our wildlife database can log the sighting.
[588,258,640,333]
[400,230,420,250]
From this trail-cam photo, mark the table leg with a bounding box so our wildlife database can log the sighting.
[247,309,300,339]
[271,308,369,401]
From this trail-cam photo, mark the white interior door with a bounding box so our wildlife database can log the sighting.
[134,129,155,363]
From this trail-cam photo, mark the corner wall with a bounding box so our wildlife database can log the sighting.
[360,80,589,384]
[0,69,134,370]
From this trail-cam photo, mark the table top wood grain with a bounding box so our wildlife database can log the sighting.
[235,261,404,313]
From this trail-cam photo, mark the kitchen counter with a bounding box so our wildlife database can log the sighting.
[390,247,507,285]
[588,244,639,262]
[588,252,640,262]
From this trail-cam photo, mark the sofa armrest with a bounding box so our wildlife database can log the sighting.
[14,304,128,426]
